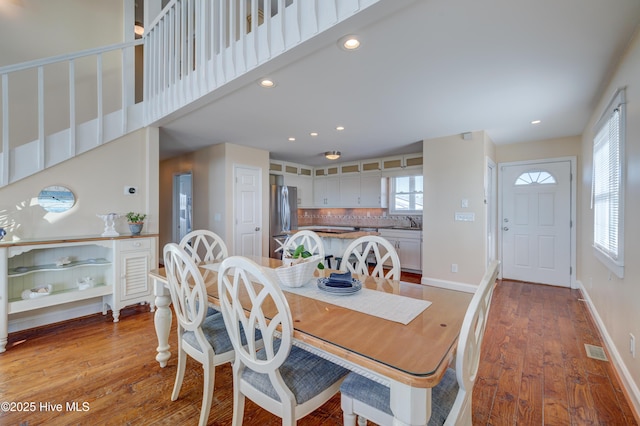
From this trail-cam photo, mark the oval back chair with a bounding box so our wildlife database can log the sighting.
[338,235,401,280]
[217,256,349,425]
[179,229,228,263]
[163,243,236,426]
[340,260,500,426]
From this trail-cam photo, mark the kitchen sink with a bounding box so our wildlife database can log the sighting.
[390,226,422,230]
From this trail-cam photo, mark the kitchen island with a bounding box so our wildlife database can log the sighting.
[286,227,379,268]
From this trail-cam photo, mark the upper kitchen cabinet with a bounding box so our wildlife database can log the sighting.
[381,153,423,174]
[282,162,313,207]
[313,174,340,207]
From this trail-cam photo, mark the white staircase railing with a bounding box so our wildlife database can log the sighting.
[0,0,381,187]
[0,40,144,187]
[145,0,379,123]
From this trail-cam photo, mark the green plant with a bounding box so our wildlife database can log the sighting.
[291,244,325,270]
[125,212,147,223]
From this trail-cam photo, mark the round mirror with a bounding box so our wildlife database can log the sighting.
[38,185,76,213]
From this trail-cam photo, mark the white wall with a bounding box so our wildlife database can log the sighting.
[0,0,128,148]
[422,131,491,288]
[159,142,270,257]
[578,30,640,412]
[0,128,159,240]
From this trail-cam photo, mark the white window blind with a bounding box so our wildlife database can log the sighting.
[592,88,625,277]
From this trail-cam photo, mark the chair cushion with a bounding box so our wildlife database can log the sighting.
[242,344,349,405]
[340,367,459,425]
[183,312,259,355]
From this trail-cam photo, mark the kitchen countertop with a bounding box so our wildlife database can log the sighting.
[286,229,379,239]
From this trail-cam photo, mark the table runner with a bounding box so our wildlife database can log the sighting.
[280,278,431,325]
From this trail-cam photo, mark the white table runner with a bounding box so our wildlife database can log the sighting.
[281,279,431,325]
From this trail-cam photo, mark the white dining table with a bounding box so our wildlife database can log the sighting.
[149,256,473,426]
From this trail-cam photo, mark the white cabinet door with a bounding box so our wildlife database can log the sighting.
[360,173,382,207]
[378,229,422,272]
[115,238,156,321]
[285,174,313,207]
[340,175,360,206]
[314,178,327,206]
[325,177,340,206]
[396,237,422,271]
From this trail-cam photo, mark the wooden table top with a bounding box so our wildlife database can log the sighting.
[151,256,473,388]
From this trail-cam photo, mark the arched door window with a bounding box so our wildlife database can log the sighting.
[514,170,556,186]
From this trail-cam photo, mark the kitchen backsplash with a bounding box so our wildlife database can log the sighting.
[298,208,422,229]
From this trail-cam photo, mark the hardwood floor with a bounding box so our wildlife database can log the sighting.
[0,276,637,425]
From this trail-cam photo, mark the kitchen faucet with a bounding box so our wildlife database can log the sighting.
[407,216,418,228]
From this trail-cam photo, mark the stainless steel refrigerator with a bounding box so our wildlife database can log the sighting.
[269,185,298,259]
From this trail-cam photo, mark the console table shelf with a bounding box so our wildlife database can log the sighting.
[0,234,157,353]
[9,284,113,314]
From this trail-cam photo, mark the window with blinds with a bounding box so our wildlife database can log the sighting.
[592,88,625,278]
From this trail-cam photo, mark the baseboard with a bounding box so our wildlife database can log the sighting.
[420,276,477,293]
[577,280,640,420]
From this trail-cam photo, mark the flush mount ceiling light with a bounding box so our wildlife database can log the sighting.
[531,119,541,124]
[259,78,275,88]
[339,35,361,51]
[325,151,341,160]
[134,22,144,36]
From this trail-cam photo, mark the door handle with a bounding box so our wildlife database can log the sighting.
[255,227,261,231]
[503,226,509,231]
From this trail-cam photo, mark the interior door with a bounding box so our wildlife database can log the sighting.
[501,160,571,287]
[234,165,262,257]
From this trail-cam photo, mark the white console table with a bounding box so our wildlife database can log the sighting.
[0,234,158,353]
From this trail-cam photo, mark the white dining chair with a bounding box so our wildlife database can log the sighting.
[338,235,401,280]
[283,230,331,268]
[179,229,228,263]
[340,260,500,426]
[163,243,237,426]
[217,255,350,426]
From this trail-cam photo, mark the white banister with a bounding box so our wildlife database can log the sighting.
[1,0,381,187]
[2,74,8,186]
[37,66,45,171]
[69,60,76,158]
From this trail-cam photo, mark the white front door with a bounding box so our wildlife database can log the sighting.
[234,165,262,257]
[500,160,571,287]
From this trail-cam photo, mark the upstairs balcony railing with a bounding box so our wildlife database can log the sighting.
[0,0,380,187]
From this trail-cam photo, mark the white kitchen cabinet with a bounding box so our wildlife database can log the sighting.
[0,235,157,352]
[359,172,384,207]
[339,174,361,206]
[314,176,340,207]
[378,229,422,272]
[284,173,313,207]
[114,237,156,322]
[381,153,423,172]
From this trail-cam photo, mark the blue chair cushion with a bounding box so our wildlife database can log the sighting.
[340,367,459,425]
[183,312,260,354]
[242,342,349,405]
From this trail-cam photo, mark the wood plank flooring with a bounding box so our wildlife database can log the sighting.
[0,276,637,425]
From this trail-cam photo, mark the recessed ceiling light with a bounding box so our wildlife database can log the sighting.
[259,79,275,88]
[531,119,541,124]
[336,126,345,131]
[288,137,296,141]
[339,35,361,51]
[310,132,319,137]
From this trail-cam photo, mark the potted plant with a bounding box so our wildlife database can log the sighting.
[125,212,147,235]
[283,244,325,270]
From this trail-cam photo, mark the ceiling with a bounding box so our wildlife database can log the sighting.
[157,0,640,166]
